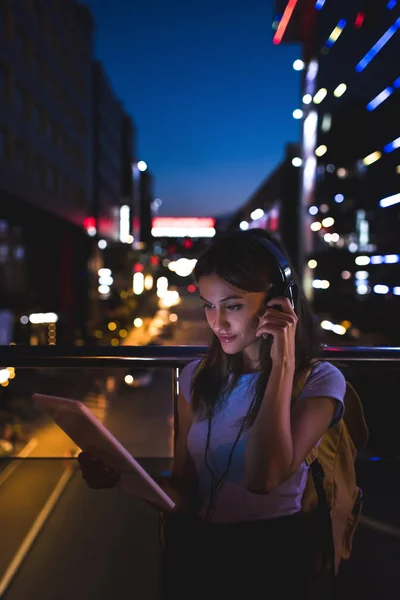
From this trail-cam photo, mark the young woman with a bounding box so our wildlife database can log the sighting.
[79,228,346,599]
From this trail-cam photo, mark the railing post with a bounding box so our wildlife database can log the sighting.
[172,366,180,452]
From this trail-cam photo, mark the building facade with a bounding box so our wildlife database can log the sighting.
[273,0,400,343]
[0,0,95,343]
[225,143,302,274]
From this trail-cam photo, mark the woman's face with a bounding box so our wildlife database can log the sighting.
[198,274,267,371]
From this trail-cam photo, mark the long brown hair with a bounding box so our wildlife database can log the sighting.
[191,228,320,430]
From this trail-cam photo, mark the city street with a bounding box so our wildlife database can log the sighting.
[0,291,210,598]
[0,293,399,599]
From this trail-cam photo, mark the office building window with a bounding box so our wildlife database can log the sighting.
[14,246,25,260]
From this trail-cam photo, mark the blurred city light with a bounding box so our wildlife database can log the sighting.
[363,151,381,165]
[144,274,153,290]
[367,86,393,111]
[355,16,400,72]
[133,272,145,294]
[333,83,347,97]
[379,192,400,207]
[313,88,327,104]
[293,59,304,71]
[137,160,148,171]
[29,312,58,324]
[313,279,330,289]
[310,222,322,231]
[315,145,327,156]
[250,208,264,220]
[272,0,299,45]
[98,285,110,295]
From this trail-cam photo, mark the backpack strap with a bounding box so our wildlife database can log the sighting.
[292,360,320,467]
[294,361,337,594]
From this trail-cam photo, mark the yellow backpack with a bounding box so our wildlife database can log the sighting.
[293,361,369,578]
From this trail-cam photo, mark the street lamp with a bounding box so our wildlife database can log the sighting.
[137,160,148,172]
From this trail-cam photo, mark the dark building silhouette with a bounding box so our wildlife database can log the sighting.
[225,143,302,274]
[0,1,138,344]
[91,60,136,241]
[273,0,400,343]
[138,168,154,250]
[0,0,94,343]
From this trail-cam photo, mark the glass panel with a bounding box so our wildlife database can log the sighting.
[1,366,175,459]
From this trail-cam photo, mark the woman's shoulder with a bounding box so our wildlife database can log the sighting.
[179,359,202,403]
[299,360,347,401]
[299,361,347,426]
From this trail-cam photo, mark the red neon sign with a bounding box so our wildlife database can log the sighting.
[272,0,299,45]
[152,217,215,228]
[354,12,365,28]
[84,217,96,229]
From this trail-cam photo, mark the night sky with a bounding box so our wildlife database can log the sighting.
[85,0,303,218]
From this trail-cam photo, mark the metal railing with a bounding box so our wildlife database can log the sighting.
[1,344,400,457]
[1,343,400,367]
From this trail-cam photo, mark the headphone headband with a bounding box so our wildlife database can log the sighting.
[254,236,295,308]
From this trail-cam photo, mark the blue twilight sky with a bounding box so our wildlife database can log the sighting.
[84,0,303,218]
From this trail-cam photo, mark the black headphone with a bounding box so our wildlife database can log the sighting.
[255,236,296,309]
[203,234,297,521]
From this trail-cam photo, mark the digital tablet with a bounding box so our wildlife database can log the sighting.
[32,393,175,512]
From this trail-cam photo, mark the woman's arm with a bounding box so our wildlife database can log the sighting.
[245,366,336,493]
[244,297,336,494]
[157,389,199,511]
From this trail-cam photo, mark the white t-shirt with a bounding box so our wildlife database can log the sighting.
[179,360,346,524]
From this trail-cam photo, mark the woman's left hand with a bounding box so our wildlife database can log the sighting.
[256,297,298,366]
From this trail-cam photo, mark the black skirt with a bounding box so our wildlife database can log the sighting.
[160,511,315,600]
